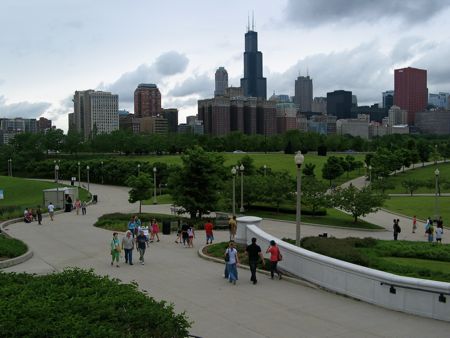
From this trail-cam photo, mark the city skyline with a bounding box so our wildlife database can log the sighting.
[1,0,450,131]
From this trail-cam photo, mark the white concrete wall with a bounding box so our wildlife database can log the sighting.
[245,224,450,322]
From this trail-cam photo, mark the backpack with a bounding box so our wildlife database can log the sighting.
[277,248,283,261]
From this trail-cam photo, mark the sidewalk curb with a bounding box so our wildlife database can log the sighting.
[0,217,34,269]
[197,244,318,289]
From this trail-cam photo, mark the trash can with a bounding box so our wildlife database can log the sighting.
[162,220,171,235]
[93,195,98,203]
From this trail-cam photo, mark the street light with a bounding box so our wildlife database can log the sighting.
[77,162,81,188]
[435,168,440,219]
[294,151,304,246]
[55,164,59,209]
[263,164,267,176]
[137,163,141,176]
[7,158,12,177]
[368,165,372,185]
[153,167,157,204]
[239,164,245,212]
[231,167,237,216]
[86,166,90,193]
[101,161,104,184]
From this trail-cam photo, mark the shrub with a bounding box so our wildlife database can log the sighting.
[0,268,191,337]
[0,234,28,258]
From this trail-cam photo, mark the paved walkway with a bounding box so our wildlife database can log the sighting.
[3,182,450,337]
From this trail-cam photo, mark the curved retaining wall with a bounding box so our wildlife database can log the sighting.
[0,217,33,269]
[237,217,450,322]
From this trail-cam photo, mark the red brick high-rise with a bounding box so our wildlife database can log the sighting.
[394,67,427,125]
[134,84,161,117]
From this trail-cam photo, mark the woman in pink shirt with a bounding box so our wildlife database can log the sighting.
[74,199,81,215]
[266,240,282,280]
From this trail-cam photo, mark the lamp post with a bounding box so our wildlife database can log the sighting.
[86,166,90,193]
[368,165,372,185]
[77,162,81,188]
[263,164,267,176]
[137,163,141,176]
[435,168,440,219]
[55,164,59,209]
[101,161,104,184]
[239,164,245,212]
[295,151,304,246]
[7,158,12,177]
[153,167,157,204]
[231,167,237,216]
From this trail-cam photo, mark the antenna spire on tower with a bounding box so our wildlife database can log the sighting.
[252,11,255,30]
[247,12,250,32]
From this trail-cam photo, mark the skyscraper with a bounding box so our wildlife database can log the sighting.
[134,83,161,118]
[394,67,427,125]
[294,75,313,112]
[327,90,352,120]
[240,24,267,99]
[382,90,394,110]
[214,67,228,97]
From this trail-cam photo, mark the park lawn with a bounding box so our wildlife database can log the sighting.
[383,196,450,223]
[383,162,450,194]
[0,234,28,259]
[245,207,382,229]
[0,176,90,220]
[382,257,450,276]
[142,193,173,205]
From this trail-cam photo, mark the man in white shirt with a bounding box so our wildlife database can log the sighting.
[48,202,55,221]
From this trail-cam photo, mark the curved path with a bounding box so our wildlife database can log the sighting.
[3,182,450,337]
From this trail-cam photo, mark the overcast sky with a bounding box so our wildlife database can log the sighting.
[1,0,450,131]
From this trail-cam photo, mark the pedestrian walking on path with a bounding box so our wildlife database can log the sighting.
[412,215,417,233]
[436,226,443,243]
[110,232,121,267]
[74,199,81,215]
[225,241,239,284]
[187,224,195,248]
[425,221,434,243]
[36,206,42,225]
[81,201,87,215]
[393,219,401,240]
[150,219,160,242]
[121,231,134,265]
[136,230,147,265]
[229,216,237,241]
[246,237,265,285]
[204,219,214,245]
[266,240,282,280]
[47,202,55,221]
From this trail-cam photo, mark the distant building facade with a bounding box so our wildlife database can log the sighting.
[294,75,313,112]
[161,108,179,133]
[37,117,52,131]
[327,90,352,120]
[388,105,408,126]
[394,67,427,125]
[311,97,327,114]
[336,114,370,139]
[382,90,394,109]
[415,110,450,135]
[429,92,450,109]
[134,84,161,118]
[214,67,228,97]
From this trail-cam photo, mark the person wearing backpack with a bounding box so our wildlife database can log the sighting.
[266,240,282,280]
[393,219,401,240]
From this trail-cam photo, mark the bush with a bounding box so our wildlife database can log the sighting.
[0,268,191,337]
[0,234,28,258]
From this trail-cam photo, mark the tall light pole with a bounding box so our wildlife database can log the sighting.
[7,158,12,177]
[86,166,90,193]
[295,151,304,246]
[55,164,59,209]
[137,163,141,176]
[435,168,440,219]
[101,161,104,184]
[77,162,81,188]
[263,164,267,176]
[231,167,237,216]
[368,165,372,185]
[153,167,157,204]
[239,164,245,212]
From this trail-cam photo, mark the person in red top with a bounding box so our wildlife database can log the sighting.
[266,240,282,280]
[204,219,214,244]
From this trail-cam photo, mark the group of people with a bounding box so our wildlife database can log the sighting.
[175,221,196,247]
[127,216,160,243]
[224,238,283,285]
[423,216,444,243]
[23,207,43,224]
[110,229,150,267]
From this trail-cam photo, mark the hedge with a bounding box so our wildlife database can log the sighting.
[0,234,28,258]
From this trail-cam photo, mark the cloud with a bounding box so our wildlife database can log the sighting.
[168,73,214,97]
[284,0,450,27]
[0,96,51,118]
[100,51,189,102]
[413,42,450,89]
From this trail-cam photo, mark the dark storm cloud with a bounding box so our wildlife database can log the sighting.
[0,96,51,118]
[284,0,450,26]
[168,73,214,97]
[101,51,189,102]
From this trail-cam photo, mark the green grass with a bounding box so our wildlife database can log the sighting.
[382,257,450,276]
[0,234,28,259]
[383,196,450,222]
[0,176,90,220]
[142,194,173,205]
[245,207,382,229]
[382,162,450,194]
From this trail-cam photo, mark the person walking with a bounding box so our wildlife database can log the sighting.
[127,216,136,236]
[136,230,147,265]
[204,219,214,245]
[426,222,435,243]
[110,232,121,267]
[81,201,87,215]
[181,221,189,246]
[36,205,43,225]
[246,237,265,285]
[435,225,443,243]
[412,215,417,233]
[266,240,282,280]
[150,219,160,242]
[187,224,195,248]
[225,241,239,285]
[74,199,81,215]
[47,202,55,221]
[229,216,237,241]
[393,219,401,241]
[121,231,134,265]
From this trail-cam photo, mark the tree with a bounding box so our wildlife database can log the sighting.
[301,176,330,216]
[261,171,294,213]
[168,146,225,218]
[332,184,385,222]
[322,156,344,186]
[238,155,256,175]
[43,128,64,155]
[126,173,153,213]
[417,140,431,166]
[303,163,316,177]
[401,179,423,196]
[371,178,395,194]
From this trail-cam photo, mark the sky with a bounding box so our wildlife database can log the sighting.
[1,0,450,132]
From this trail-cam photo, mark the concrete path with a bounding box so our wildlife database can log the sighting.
[3,182,450,337]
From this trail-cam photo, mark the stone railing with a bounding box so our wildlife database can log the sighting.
[236,216,450,322]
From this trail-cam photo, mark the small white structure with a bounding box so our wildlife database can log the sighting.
[43,187,78,209]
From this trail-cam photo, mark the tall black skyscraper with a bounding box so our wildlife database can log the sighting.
[240,26,267,100]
